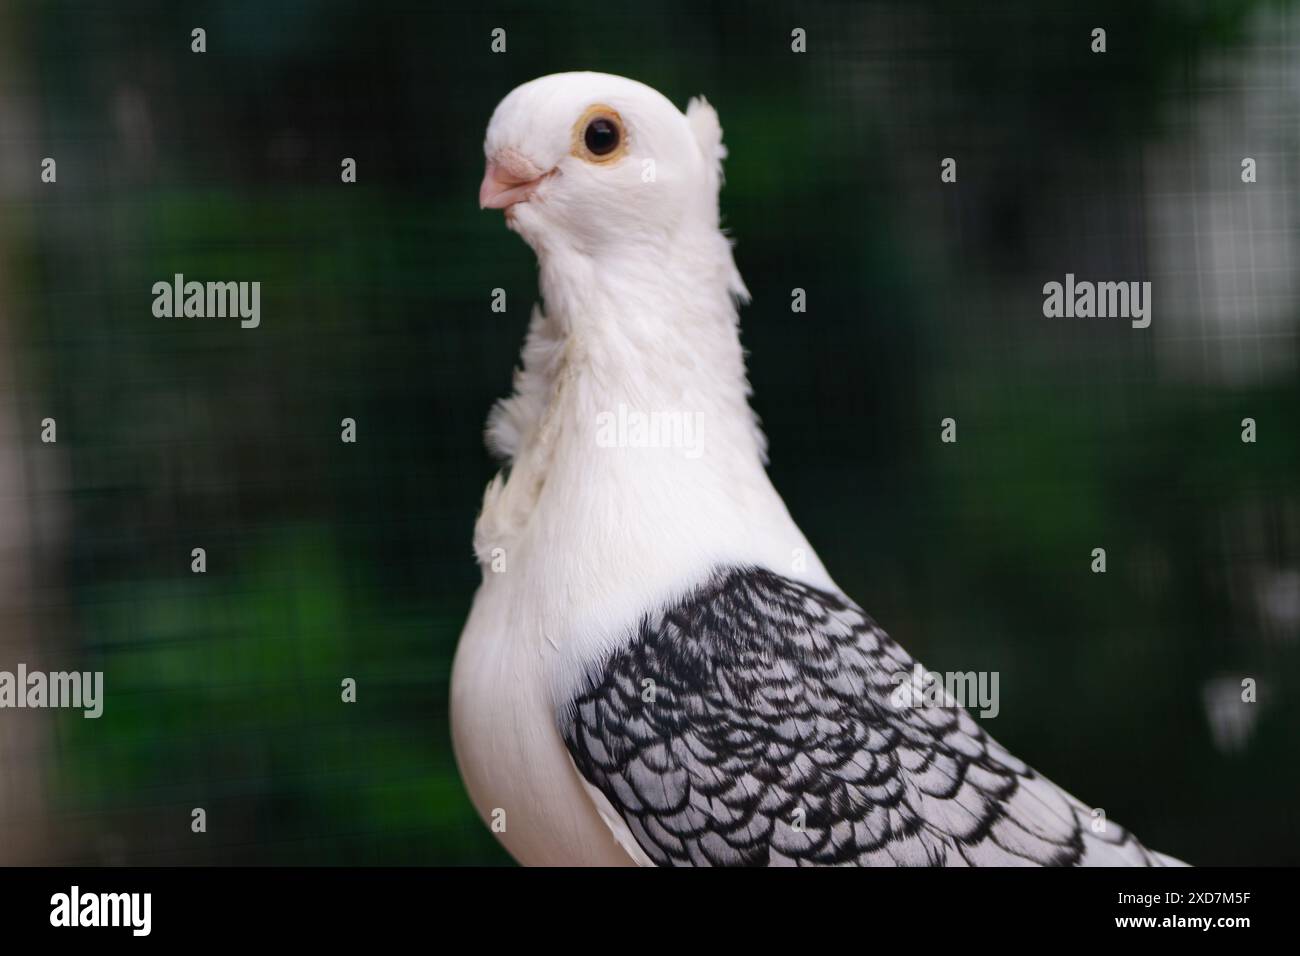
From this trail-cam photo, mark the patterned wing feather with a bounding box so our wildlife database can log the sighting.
[561,567,1181,867]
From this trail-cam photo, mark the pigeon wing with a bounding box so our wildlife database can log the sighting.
[561,566,1181,867]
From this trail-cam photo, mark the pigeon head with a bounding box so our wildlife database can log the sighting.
[479,72,728,252]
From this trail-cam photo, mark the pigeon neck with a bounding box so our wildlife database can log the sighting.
[471,229,834,691]
[473,227,779,567]
[537,231,764,461]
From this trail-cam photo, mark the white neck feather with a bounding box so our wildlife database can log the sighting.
[472,221,833,691]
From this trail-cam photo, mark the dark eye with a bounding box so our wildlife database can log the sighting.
[584,117,620,156]
[572,106,626,163]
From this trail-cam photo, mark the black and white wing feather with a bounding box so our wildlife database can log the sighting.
[561,567,1181,867]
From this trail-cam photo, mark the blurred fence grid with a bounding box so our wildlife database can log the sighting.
[0,0,1296,865]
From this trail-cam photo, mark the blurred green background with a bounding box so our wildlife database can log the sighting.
[0,0,1297,865]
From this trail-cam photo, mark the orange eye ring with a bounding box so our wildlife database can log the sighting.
[572,105,628,164]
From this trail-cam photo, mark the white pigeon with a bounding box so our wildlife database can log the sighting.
[452,72,1185,867]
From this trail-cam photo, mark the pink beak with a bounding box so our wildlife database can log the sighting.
[479,161,547,210]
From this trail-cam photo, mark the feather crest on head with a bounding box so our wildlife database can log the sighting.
[686,95,727,190]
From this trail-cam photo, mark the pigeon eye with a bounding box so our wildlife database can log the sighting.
[572,106,626,163]
[584,118,619,155]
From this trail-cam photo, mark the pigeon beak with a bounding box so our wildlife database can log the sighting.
[479,160,548,210]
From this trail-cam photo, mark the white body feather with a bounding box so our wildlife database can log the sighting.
[452,74,832,865]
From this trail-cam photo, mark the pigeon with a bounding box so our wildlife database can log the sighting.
[451,71,1185,867]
